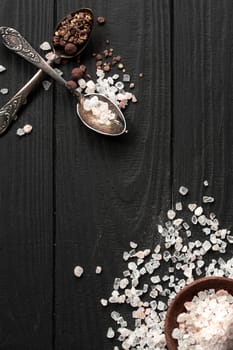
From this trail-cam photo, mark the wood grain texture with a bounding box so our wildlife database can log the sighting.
[0,1,54,348]
[54,0,171,349]
[173,0,233,231]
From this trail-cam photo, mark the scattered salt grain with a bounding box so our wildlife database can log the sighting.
[100,298,108,306]
[74,265,84,278]
[40,41,51,51]
[188,203,197,212]
[203,196,214,203]
[23,124,32,134]
[112,74,119,80]
[203,180,209,186]
[115,81,124,90]
[106,327,115,338]
[179,186,188,195]
[123,74,130,82]
[130,241,138,249]
[194,206,203,216]
[0,65,6,73]
[16,128,25,136]
[175,202,182,211]
[96,266,102,274]
[167,209,176,220]
[0,88,8,95]
[42,80,52,91]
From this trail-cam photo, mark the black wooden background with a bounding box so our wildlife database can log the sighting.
[0,0,233,349]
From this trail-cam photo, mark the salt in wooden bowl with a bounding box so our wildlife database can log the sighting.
[165,276,233,350]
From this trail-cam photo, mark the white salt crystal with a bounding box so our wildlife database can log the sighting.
[0,88,8,95]
[100,298,108,306]
[191,215,198,224]
[74,265,84,277]
[40,41,51,50]
[123,74,130,82]
[227,235,233,244]
[203,196,214,203]
[96,266,102,274]
[119,278,129,289]
[42,80,52,91]
[157,301,166,311]
[0,65,6,73]
[175,202,183,211]
[106,327,115,338]
[128,262,137,271]
[86,80,95,89]
[16,128,25,136]
[188,203,197,212]
[78,78,86,89]
[150,276,161,284]
[173,218,183,227]
[179,186,188,195]
[203,180,209,186]
[203,240,212,252]
[167,209,176,220]
[130,241,138,249]
[194,206,203,216]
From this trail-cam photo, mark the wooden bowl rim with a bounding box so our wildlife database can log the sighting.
[165,276,233,350]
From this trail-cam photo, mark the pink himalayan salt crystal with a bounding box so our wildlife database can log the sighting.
[23,124,33,134]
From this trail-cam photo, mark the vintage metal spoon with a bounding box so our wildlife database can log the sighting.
[0,27,126,136]
[0,8,94,135]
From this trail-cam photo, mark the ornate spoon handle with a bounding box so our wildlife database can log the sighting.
[0,26,68,87]
[0,69,43,134]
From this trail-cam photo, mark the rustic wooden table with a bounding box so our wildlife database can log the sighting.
[0,0,233,349]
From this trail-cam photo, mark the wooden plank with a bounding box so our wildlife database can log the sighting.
[54,0,171,349]
[173,2,233,247]
[0,0,54,348]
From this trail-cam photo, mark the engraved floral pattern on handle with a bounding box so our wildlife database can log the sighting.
[0,95,22,134]
[0,27,41,64]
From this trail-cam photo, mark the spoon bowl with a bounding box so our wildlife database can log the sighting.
[52,8,94,59]
[78,93,127,136]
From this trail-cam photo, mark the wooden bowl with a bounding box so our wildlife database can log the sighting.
[165,276,233,350]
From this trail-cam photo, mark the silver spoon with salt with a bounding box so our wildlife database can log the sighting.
[0,27,126,136]
[0,8,94,135]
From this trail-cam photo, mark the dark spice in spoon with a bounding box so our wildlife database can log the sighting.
[53,9,93,56]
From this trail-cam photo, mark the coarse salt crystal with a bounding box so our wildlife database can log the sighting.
[16,128,25,136]
[0,65,6,73]
[74,265,84,278]
[100,298,108,306]
[106,327,115,338]
[203,196,214,203]
[0,88,8,95]
[194,206,203,216]
[23,124,33,134]
[40,41,51,50]
[179,186,188,195]
[167,209,176,220]
[42,80,52,91]
[96,266,102,274]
